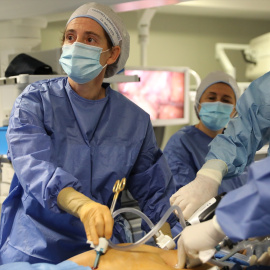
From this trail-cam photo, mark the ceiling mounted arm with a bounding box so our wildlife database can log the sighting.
[137,8,157,66]
[215,43,249,79]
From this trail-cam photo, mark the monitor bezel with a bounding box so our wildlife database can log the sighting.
[116,66,190,127]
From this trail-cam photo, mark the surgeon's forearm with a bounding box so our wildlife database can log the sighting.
[57,187,93,217]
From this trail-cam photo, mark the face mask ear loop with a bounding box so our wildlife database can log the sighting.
[231,107,238,118]
[99,48,111,70]
[195,102,201,120]
[101,48,111,54]
[102,47,115,69]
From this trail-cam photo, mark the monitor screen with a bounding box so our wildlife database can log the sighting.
[116,66,190,126]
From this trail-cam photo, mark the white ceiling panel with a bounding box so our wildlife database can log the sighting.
[158,0,270,20]
[0,0,182,21]
[0,0,269,22]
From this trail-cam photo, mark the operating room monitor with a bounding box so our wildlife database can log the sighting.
[116,66,190,126]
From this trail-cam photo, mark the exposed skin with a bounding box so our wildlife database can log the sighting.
[68,244,211,270]
[63,17,121,100]
[195,83,237,138]
[68,245,176,270]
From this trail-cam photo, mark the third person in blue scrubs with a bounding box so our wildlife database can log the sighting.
[164,71,247,195]
[170,70,270,221]
[174,71,270,268]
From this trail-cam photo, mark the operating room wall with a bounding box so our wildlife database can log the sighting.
[40,11,270,149]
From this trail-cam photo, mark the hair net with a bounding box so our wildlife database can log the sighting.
[195,71,240,118]
[67,2,130,78]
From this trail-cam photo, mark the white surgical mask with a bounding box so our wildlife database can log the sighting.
[59,42,109,84]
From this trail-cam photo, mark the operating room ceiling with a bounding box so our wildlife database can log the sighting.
[0,0,182,21]
[0,0,270,22]
[159,0,270,20]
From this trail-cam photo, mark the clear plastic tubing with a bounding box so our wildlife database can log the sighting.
[108,205,186,250]
[217,239,261,262]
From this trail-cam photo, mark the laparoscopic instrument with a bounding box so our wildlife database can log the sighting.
[187,192,225,226]
[88,180,264,269]
[88,179,224,269]
[172,193,226,242]
[110,178,126,214]
[88,178,127,269]
[88,177,186,269]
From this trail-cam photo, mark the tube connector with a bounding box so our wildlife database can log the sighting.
[155,230,176,250]
[87,237,109,254]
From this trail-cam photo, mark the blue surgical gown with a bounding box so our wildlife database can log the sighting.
[163,125,247,194]
[0,261,89,270]
[0,77,177,264]
[205,71,270,241]
[206,71,270,177]
[216,156,270,242]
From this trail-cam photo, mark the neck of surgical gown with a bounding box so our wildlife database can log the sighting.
[65,85,108,144]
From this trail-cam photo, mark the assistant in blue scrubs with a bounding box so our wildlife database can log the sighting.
[206,70,270,239]
[175,71,270,269]
[176,155,270,268]
[0,2,177,265]
[164,71,247,194]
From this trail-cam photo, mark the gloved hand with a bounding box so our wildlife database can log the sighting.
[257,248,270,265]
[57,187,114,245]
[249,242,270,266]
[170,159,228,220]
[176,216,226,269]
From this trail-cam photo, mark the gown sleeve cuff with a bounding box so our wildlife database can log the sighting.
[198,159,228,184]
[213,215,225,236]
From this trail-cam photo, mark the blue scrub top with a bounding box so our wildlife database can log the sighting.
[216,156,270,242]
[207,72,270,241]
[0,77,177,264]
[163,125,247,194]
[206,71,270,177]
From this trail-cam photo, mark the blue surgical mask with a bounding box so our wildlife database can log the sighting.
[59,42,109,84]
[199,101,234,131]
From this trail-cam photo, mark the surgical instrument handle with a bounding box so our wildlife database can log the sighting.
[110,178,126,214]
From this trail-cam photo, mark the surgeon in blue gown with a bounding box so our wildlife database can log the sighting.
[0,2,177,264]
[164,71,247,195]
[170,71,270,268]
[171,71,270,221]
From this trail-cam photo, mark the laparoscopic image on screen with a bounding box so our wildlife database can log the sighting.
[117,67,190,126]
